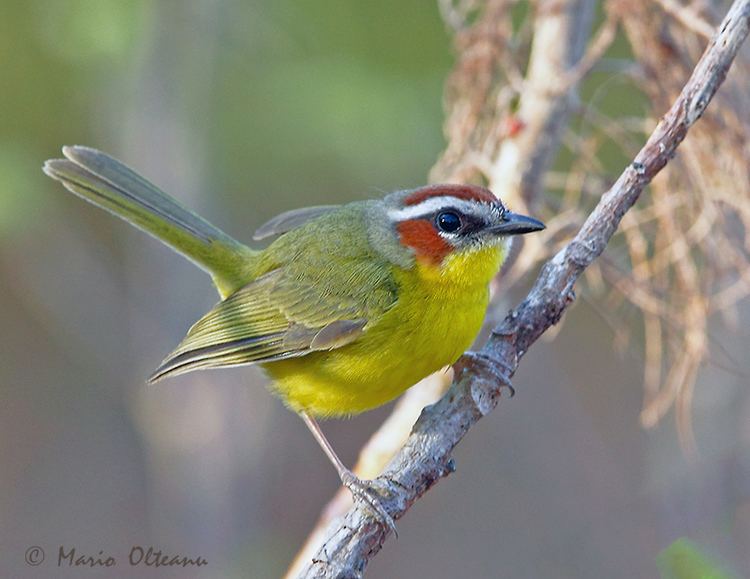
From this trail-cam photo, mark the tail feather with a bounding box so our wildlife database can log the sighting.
[43,146,256,296]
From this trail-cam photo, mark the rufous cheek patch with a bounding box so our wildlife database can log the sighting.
[396,219,451,266]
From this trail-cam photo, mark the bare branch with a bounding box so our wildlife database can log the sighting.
[489,0,596,205]
[295,1,750,576]
[654,0,716,39]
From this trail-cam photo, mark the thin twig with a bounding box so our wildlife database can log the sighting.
[556,11,620,93]
[296,1,750,576]
[654,0,716,39]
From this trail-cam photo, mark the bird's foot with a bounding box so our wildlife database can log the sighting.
[454,351,515,397]
[340,469,397,536]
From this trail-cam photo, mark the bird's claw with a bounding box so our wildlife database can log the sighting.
[454,351,515,397]
[340,470,398,536]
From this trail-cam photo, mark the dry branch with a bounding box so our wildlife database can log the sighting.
[296,1,750,576]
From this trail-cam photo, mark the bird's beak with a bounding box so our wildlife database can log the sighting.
[488,211,546,236]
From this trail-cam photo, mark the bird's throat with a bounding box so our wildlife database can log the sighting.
[415,243,507,288]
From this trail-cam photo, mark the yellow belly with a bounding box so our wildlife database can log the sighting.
[263,244,505,417]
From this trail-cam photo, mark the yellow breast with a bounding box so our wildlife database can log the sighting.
[263,244,506,417]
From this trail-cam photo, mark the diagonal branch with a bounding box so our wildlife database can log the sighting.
[297,1,750,576]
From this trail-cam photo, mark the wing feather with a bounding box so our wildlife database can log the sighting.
[252,205,339,240]
[149,202,398,382]
[150,263,392,382]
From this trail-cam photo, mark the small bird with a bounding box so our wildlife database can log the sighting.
[44,146,544,526]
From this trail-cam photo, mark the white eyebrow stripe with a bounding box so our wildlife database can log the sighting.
[387,196,481,221]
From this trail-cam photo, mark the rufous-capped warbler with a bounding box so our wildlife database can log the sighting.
[44,146,544,526]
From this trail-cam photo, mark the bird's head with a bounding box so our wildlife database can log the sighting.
[372,184,545,270]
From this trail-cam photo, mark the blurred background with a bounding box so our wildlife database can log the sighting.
[1,1,748,577]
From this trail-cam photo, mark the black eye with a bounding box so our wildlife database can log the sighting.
[436,211,462,233]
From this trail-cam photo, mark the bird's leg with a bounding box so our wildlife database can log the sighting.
[299,411,397,533]
[453,350,515,397]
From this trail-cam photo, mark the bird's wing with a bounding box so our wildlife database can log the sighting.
[149,259,397,382]
[252,205,340,240]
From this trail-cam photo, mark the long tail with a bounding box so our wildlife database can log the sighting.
[43,146,256,297]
